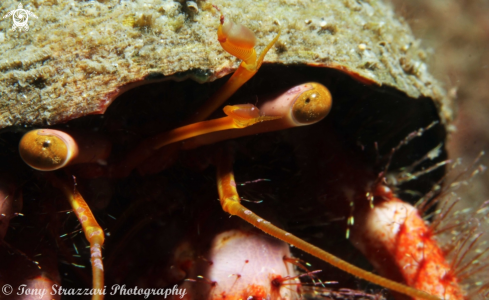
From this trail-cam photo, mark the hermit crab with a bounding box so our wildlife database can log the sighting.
[1,0,483,299]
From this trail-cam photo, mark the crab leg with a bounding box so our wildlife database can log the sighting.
[215,146,441,300]
[350,186,465,300]
[50,176,105,300]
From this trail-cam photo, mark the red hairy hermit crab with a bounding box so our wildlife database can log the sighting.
[2,0,484,299]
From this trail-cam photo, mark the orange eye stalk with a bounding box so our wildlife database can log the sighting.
[182,82,332,149]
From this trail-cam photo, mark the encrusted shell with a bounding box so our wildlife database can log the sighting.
[0,0,451,128]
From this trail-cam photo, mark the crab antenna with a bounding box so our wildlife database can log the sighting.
[185,12,280,125]
[216,146,441,300]
[19,129,111,171]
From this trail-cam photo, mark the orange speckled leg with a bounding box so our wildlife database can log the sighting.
[50,176,105,300]
[215,146,441,300]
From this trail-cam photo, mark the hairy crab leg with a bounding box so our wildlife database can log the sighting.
[173,224,301,299]
[19,129,111,171]
[49,175,105,300]
[215,146,441,300]
[350,185,465,299]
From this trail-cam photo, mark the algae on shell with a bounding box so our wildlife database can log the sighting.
[0,0,451,128]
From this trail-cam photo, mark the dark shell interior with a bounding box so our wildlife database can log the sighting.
[0,65,446,298]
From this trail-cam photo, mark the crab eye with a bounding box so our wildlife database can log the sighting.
[292,82,332,125]
[218,19,257,63]
[19,129,74,171]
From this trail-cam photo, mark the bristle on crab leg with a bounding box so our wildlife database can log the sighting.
[350,186,465,300]
[215,146,441,300]
[0,178,22,240]
[50,175,105,300]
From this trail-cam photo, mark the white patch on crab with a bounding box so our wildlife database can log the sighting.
[173,229,300,300]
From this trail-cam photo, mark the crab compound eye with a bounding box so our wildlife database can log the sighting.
[19,129,73,171]
[292,83,332,125]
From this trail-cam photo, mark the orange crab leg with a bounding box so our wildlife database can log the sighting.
[50,176,105,300]
[215,146,440,300]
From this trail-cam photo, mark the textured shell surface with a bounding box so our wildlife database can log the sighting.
[0,0,451,128]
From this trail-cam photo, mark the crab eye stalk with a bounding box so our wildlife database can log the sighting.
[181,83,333,150]
[256,82,332,128]
[19,129,75,171]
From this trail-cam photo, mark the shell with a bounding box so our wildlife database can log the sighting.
[0,0,451,128]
